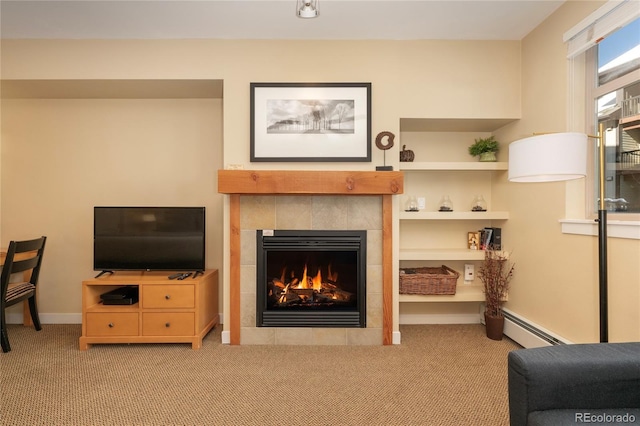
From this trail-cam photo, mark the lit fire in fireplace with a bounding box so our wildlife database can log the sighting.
[269,263,354,307]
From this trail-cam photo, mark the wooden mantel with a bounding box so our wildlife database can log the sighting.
[218,170,404,345]
[218,170,403,195]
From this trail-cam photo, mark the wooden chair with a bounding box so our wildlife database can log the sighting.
[1,236,47,353]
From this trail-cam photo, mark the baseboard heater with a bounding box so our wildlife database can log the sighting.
[501,308,571,348]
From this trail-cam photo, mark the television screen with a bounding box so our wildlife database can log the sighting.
[94,206,205,272]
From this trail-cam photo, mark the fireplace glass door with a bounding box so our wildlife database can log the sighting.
[256,230,366,327]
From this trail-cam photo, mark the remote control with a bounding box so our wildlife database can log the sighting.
[168,273,183,280]
[177,272,192,280]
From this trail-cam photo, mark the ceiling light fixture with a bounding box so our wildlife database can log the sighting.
[297,0,319,19]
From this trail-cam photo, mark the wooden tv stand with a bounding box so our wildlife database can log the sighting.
[79,270,218,351]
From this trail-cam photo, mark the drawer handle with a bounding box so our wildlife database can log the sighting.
[108,323,114,328]
[165,322,171,328]
[165,294,171,300]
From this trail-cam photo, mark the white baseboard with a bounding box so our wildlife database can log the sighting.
[501,308,572,348]
[392,331,401,345]
[399,313,481,325]
[7,313,82,324]
[221,330,231,344]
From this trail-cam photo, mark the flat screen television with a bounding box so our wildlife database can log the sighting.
[94,206,205,272]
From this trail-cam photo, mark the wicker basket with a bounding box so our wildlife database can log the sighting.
[399,265,460,295]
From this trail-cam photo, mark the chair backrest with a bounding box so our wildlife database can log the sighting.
[0,237,47,295]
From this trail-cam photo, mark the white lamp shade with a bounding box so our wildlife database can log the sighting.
[508,132,588,182]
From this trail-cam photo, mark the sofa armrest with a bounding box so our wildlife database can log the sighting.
[508,342,640,426]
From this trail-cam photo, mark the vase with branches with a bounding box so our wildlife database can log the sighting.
[478,249,515,340]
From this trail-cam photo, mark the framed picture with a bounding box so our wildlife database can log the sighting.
[250,82,371,162]
[468,232,480,250]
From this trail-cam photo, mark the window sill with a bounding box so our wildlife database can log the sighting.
[560,219,640,240]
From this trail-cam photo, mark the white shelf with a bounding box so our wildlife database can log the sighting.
[399,248,486,261]
[397,120,512,306]
[399,161,508,171]
[399,211,509,220]
[399,118,518,133]
[399,285,485,302]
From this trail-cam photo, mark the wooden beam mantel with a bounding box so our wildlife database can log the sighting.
[218,170,403,195]
[218,169,404,346]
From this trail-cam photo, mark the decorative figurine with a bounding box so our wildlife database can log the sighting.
[375,131,395,171]
[400,145,415,162]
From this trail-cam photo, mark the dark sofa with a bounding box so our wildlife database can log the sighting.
[508,342,640,426]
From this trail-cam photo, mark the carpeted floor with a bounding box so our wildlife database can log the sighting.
[1,324,520,425]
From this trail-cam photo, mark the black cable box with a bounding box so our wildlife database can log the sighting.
[100,286,139,305]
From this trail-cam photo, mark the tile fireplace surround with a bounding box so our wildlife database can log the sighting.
[218,170,404,345]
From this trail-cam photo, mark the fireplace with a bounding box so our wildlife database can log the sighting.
[218,170,403,345]
[256,230,367,328]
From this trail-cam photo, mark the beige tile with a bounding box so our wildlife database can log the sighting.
[241,327,275,345]
[348,196,382,230]
[347,328,383,345]
[366,230,383,266]
[241,196,275,229]
[275,328,313,345]
[311,196,348,230]
[240,230,256,266]
[240,265,256,294]
[366,292,383,328]
[240,291,256,327]
[366,265,383,294]
[275,196,312,229]
[312,328,348,345]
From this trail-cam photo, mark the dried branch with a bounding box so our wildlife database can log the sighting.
[478,250,515,318]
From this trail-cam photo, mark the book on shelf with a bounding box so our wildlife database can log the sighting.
[479,227,502,250]
[481,228,493,250]
[491,227,502,250]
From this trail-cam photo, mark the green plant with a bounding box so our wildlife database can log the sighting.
[479,250,514,318]
[468,136,499,157]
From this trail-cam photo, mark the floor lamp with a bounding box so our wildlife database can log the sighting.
[508,129,609,343]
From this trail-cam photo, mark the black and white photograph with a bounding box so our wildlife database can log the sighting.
[250,83,371,162]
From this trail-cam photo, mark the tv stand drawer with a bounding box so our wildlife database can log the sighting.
[86,312,139,337]
[142,313,195,336]
[142,284,195,309]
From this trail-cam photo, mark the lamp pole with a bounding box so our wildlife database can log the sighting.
[596,122,608,343]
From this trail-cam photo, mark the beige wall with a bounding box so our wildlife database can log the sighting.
[495,0,640,343]
[2,1,637,343]
[1,97,223,319]
[1,38,520,329]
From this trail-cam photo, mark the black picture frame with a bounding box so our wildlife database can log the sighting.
[250,82,372,162]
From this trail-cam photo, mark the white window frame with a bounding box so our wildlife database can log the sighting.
[562,0,640,240]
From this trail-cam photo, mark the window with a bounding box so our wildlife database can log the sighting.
[562,1,640,239]
[590,18,640,214]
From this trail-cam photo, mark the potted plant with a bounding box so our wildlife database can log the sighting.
[468,136,499,162]
[478,249,515,340]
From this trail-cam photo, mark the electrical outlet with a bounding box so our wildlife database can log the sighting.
[417,197,426,210]
[464,264,475,282]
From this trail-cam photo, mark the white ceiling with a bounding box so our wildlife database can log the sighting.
[0,0,565,41]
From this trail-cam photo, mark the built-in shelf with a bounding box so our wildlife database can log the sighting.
[399,162,508,171]
[399,286,507,303]
[397,117,514,307]
[399,211,509,220]
[400,248,486,261]
[399,286,485,302]
[399,118,518,133]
